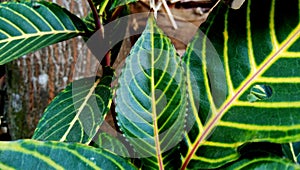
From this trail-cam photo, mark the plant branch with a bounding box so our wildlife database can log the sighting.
[161,0,178,29]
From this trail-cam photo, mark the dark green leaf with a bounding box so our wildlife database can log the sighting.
[224,157,299,170]
[282,142,300,164]
[182,0,300,169]
[33,68,113,144]
[0,1,87,64]
[0,139,137,169]
[93,133,130,157]
[115,16,186,169]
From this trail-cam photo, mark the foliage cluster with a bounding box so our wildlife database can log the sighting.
[0,0,300,169]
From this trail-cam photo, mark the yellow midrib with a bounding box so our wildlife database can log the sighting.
[0,142,64,169]
[149,19,164,170]
[60,78,101,143]
[0,30,82,44]
[183,5,300,167]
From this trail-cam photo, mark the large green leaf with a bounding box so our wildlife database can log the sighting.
[224,157,300,169]
[181,0,300,169]
[115,16,186,169]
[32,68,113,144]
[0,1,87,65]
[0,139,136,169]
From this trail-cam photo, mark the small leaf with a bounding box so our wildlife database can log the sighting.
[115,16,186,169]
[0,139,137,169]
[33,68,113,144]
[247,84,273,102]
[0,1,87,64]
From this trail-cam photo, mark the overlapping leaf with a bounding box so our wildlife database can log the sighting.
[93,133,130,157]
[181,0,300,169]
[0,1,87,65]
[224,157,300,169]
[0,139,136,169]
[282,142,300,164]
[33,68,113,144]
[115,16,186,169]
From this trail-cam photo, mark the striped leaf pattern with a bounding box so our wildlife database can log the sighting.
[182,0,300,169]
[93,133,130,157]
[282,142,300,164]
[224,157,300,169]
[33,68,113,144]
[0,139,136,170]
[115,16,186,169]
[0,1,87,65]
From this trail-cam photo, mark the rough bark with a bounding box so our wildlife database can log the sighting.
[6,0,94,139]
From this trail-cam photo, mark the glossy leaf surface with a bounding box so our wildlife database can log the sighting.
[33,69,113,144]
[224,157,299,169]
[182,0,300,169]
[0,140,136,170]
[115,16,186,169]
[93,133,130,157]
[282,142,300,164]
[0,1,87,64]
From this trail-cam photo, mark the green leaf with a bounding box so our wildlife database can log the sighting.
[0,1,87,65]
[32,68,113,144]
[0,139,137,169]
[224,157,300,169]
[282,142,300,164]
[115,16,186,169]
[182,0,300,169]
[93,133,130,157]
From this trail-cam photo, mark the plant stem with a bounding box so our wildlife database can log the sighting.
[110,102,121,133]
[105,51,111,67]
[87,0,101,31]
[110,6,124,21]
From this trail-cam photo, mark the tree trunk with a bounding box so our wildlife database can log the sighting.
[6,0,94,139]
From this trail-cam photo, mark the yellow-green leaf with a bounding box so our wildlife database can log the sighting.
[93,133,130,157]
[224,157,300,169]
[0,139,136,169]
[0,1,87,65]
[182,0,300,169]
[33,68,113,144]
[115,16,186,169]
